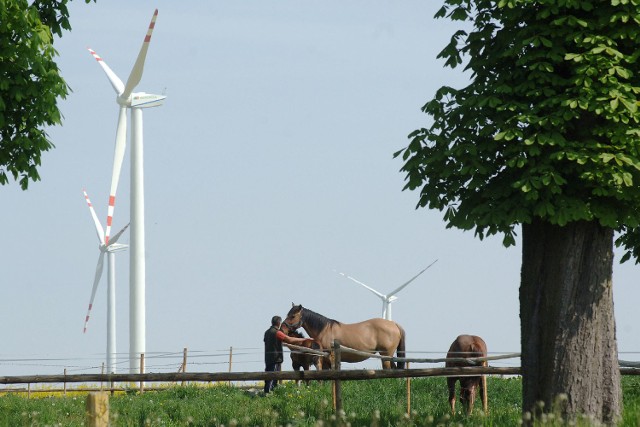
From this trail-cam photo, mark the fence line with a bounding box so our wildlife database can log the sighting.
[2,342,640,419]
[0,348,637,388]
[336,345,521,365]
[0,345,638,385]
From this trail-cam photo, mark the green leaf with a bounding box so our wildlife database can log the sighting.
[611,97,620,110]
[434,6,447,18]
[494,131,507,141]
[620,97,637,113]
[565,53,583,62]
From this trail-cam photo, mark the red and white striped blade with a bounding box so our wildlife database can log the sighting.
[87,48,125,95]
[104,107,127,245]
[108,223,130,247]
[83,189,105,246]
[84,251,106,333]
[122,9,158,99]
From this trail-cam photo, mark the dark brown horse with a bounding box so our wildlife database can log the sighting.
[284,304,406,369]
[445,334,488,415]
[288,330,330,385]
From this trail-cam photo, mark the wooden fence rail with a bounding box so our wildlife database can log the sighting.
[288,343,522,365]
[2,365,640,387]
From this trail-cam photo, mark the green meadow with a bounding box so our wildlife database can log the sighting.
[0,376,639,426]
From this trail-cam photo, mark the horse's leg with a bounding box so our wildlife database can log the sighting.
[380,350,393,369]
[292,362,302,386]
[447,377,457,414]
[303,364,311,386]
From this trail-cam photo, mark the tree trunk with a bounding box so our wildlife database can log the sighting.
[520,219,621,424]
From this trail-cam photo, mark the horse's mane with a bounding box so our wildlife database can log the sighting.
[302,307,341,331]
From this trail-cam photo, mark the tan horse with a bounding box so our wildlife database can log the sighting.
[284,304,406,369]
[445,334,488,415]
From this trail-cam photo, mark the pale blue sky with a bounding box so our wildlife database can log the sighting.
[1,1,637,376]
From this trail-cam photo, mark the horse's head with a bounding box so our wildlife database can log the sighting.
[288,330,304,339]
[284,304,304,329]
[459,378,479,408]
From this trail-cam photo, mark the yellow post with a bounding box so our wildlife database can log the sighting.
[332,340,342,412]
[182,347,187,386]
[86,392,109,427]
[228,346,233,386]
[139,354,145,394]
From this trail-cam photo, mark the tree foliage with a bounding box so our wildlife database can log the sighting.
[395,0,640,263]
[0,0,93,189]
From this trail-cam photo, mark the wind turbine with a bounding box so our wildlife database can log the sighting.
[82,189,129,374]
[88,9,165,373]
[336,259,438,320]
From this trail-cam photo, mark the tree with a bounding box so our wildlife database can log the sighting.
[395,0,640,423]
[0,0,93,189]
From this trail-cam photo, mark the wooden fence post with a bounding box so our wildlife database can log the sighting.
[406,362,411,415]
[100,363,105,391]
[332,340,342,413]
[228,346,233,386]
[86,391,109,427]
[181,347,188,386]
[63,369,67,397]
[139,354,145,394]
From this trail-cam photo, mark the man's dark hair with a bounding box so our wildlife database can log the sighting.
[271,316,281,327]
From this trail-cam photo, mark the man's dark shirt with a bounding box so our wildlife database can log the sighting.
[264,326,284,365]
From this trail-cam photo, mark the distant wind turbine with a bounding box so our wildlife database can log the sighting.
[82,189,129,374]
[87,9,165,373]
[336,259,438,320]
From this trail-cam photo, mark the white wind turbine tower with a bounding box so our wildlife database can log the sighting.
[336,259,438,320]
[88,9,165,373]
[82,189,129,374]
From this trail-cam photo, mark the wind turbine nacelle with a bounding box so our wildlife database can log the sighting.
[389,296,399,303]
[118,92,166,109]
[106,242,129,253]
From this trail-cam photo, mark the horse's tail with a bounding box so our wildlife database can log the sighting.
[395,323,406,369]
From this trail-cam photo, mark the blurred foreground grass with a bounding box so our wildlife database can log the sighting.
[0,376,638,426]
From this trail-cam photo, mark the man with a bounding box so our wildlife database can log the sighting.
[263,315,314,394]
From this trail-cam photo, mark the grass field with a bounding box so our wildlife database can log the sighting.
[0,376,638,426]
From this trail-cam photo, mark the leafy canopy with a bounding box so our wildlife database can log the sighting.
[395,0,640,263]
[0,0,93,189]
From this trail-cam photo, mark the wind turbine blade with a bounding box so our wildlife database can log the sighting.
[336,271,386,299]
[108,223,130,246]
[104,107,128,245]
[87,48,125,95]
[84,251,106,333]
[388,259,439,297]
[122,9,158,99]
[83,189,105,246]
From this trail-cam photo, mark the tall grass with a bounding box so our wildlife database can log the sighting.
[0,376,638,426]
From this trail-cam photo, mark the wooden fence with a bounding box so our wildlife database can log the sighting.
[2,342,639,427]
[0,343,638,393]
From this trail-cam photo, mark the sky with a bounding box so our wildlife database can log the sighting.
[1,1,638,378]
